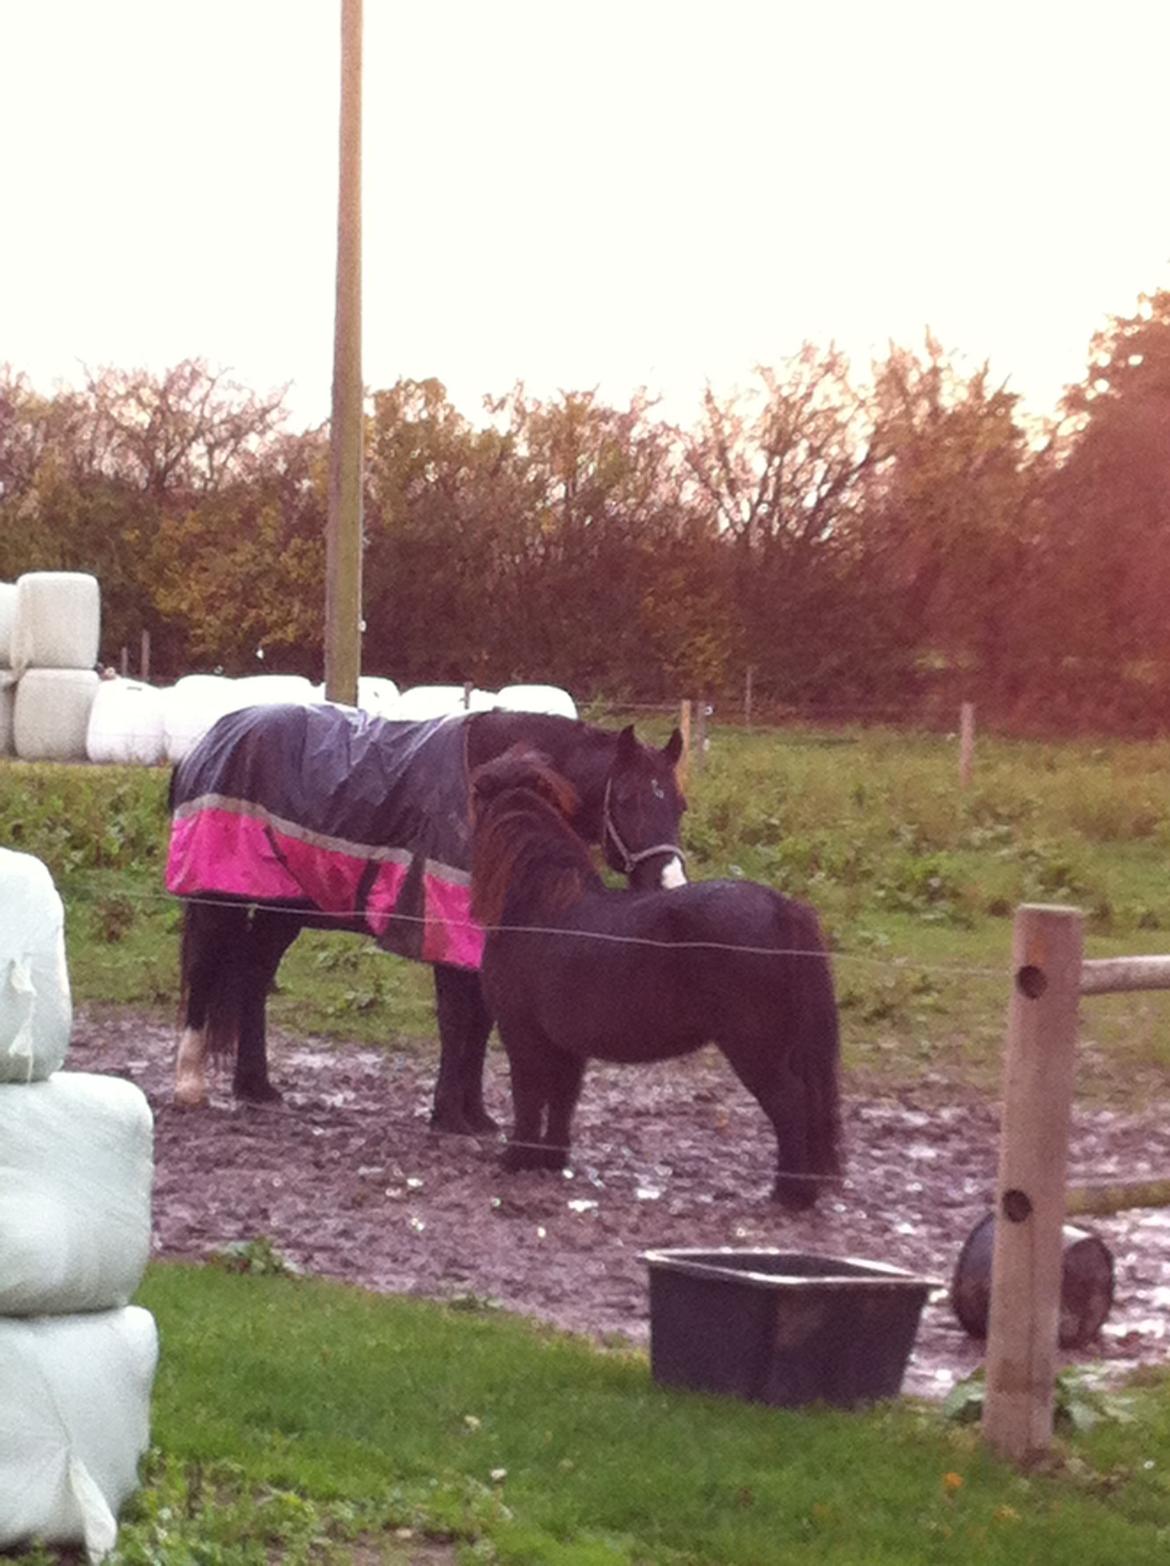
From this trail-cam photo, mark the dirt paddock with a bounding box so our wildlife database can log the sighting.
[74,1008,1170,1400]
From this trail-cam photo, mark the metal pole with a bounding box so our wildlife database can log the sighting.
[325,0,363,705]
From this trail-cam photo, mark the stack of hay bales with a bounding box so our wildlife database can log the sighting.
[0,583,16,756]
[0,847,157,1562]
[9,572,102,762]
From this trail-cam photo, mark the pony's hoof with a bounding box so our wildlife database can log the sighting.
[235,1080,283,1105]
[464,1109,499,1134]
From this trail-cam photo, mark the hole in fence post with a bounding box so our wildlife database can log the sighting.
[1001,1188,1032,1223]
[1016,964,1047,998]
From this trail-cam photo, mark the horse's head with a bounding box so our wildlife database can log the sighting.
[602,725,688,892]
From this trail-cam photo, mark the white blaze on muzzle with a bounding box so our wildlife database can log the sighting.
[601,779,687,885]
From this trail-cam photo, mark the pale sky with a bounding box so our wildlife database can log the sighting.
[2,0,1167,432]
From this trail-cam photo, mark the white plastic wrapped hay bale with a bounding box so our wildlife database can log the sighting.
[161,674,238,764]
[496,683,578,718]
[389,684,497,720]
[10,571,101,676]
[0,674,14,757]
[0,1305,158,1562]
[0,581,16,668]
[86,678,167,766]
[311,676,401,716]
[233,673,315,706]
[14,667,99,761]
[0,1073,153,1314]
[0,848,71,1082]
[163,673,315,763]
[356,675,399,715]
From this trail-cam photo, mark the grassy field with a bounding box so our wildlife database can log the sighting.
[9,1259,1170,1566]
[7,716,1170,1096]
[5,721,1170,1562]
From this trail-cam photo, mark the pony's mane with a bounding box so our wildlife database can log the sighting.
[470,754,603,929]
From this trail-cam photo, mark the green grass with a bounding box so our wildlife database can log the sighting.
[11,1261,1170,1565]
[6,735,1170,1560]
[8,723,1170,1093]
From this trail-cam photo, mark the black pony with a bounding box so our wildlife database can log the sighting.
[167,702,685,1132]
[470,748,841,1209]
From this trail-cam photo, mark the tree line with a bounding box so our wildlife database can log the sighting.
[3,287,1169,732]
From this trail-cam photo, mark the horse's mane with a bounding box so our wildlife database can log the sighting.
[470,748,604,929]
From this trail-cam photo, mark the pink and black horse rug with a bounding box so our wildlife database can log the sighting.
[167,702,486,970]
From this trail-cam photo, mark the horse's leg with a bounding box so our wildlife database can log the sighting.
[541,1051,586,1171]
[174,900,247,1107]
[431,964,498,1135]
[233,908,302,1103]
[720,1041,820,1211]
[499,1024,558,1171]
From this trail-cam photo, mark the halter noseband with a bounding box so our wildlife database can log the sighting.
[601,778,687,877]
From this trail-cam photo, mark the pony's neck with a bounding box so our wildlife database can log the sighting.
[472,787,604,929]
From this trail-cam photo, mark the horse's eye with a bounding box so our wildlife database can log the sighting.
[651,780,665,800]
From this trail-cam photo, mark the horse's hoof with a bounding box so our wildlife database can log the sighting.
[464,1108,499,1134]
[173,1082,208,1109]
[235,1081,283,1105]
[500,1144,544,1172]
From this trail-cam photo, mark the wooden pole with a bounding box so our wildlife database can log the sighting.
[983,904,1083,1463]
[678,699,692,791]
[324,0,363,706]
[694,696,708,771]
[744,666,754,728]
[119,645,129,677]
[959,701,975,789]
[139,629,150,683]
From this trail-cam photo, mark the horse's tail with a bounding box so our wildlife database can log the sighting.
[179,898,245,1061]
[783,898,843,1190]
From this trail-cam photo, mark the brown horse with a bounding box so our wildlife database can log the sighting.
[470,748,842,1209]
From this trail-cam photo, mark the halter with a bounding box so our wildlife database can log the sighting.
[601,778,687,877]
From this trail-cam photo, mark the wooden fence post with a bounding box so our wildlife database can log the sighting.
[744,666,754,728]
[983,904,1083,1463]
[678,699,692,790]
[959,701,975,789]
[140,629,151,683]
[694,696,708,771]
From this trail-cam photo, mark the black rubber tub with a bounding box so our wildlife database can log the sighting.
[643,1248,938,1409]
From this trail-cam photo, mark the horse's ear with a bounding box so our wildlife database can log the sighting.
[663,727,684,768]
[616,724,638,762]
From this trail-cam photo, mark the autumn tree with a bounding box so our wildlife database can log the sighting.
[680,348,887,702]
[861,336,1041,695]
[150,428,328,674]
[1038,289,1170,698]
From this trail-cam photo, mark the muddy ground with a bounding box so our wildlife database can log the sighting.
[73,1008,1170,1400]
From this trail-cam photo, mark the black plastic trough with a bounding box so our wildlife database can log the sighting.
[643,1248,937,1409]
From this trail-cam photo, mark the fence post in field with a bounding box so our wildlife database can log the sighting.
[140,629,151,683]
[959,701,975,789]
[744,665,754,728]
[119,645,129,676]
[678,699,693,790]
[694,696,708,770]
[983,904,1083,1463]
